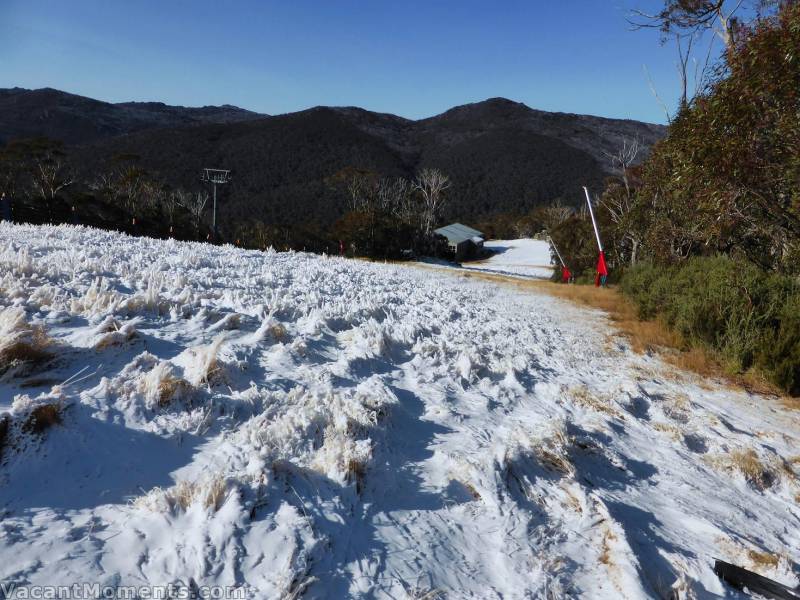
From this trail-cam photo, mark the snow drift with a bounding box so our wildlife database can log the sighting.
[0,223,797,599]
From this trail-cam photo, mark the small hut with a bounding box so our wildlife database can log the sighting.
[434,223,484,261]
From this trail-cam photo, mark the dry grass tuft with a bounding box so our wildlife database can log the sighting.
[347,458,367,495]
[461,481,482,501]
[22,403,61,434]
[170,480,198,511]
[0,307,52,375]
[135,476,229,513]
[157,376,191,407]
[535,427,575,476]
[747,549,780,570]
[94,319,138,350]
[712,449,777,490]
[598,525,618,566]
[652,421,682,442]
[139,360,192,408]
[534,283,689,356]
[567,385,622,418]
[268,322,288,341]
[204,476,229,511]
[182,335,227,387]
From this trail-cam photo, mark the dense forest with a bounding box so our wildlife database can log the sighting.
[551,1,800,395]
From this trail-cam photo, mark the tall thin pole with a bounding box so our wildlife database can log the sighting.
[212,182,217,237]
[550,238,566,268]
[583,186,603,252]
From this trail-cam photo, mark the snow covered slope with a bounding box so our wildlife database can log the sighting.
[0,223,798,599]
[464,238,554,279]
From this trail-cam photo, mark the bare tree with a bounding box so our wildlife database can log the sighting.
[412,168,451,236]
[539,201,573,232]
[346,174,368,212]
[378,177,415,222]
[30,154,73,202]
[603,137,641,195]
[90,166,148,217]
[162,188,185,231]
[601,138,647,265]
[177,190,208,239]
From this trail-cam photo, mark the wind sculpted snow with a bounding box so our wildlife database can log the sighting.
[0,223,798,598]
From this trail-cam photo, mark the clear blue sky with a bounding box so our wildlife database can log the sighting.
[0,0,694,124]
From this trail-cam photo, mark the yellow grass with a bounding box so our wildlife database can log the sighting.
[748,549,780,570]
[710,448,776,490]
[23,403,62,434]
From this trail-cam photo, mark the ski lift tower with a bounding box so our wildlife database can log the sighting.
[201,168,231,239]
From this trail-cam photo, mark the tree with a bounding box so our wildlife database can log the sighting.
[90,156,152,221]
[630,1,754,51]
[162,189,184,231]
[178,190,209,240]
[623,2,800,272]
[412,168,451,236]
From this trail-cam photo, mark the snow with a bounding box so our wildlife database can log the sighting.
[463,238,555,279]
[0,223,798,599]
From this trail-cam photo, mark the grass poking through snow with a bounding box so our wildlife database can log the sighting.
[0,307,52,376]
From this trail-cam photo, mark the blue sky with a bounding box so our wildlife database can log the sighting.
[0,1,701,123]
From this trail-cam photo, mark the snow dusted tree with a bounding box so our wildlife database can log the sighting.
[28,143,73,203]
[413,168,451,236]
[378,177,414,223]
[162,189,185,231]
[604,137,641,196]
[177,190,209,240]
[538,201,573,232]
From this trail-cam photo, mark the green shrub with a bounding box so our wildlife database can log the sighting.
[760,294,800,396]
[621,256,800,395]
[619,262,668,320]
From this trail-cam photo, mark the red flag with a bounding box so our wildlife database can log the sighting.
[594,251,608,287]
[561,266,571,283]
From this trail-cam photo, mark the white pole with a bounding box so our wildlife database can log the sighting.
[549,237,566,268]
[583,186,603,252]
[212,182,217,236]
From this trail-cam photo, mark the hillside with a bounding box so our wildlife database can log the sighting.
[0,87,265,146]
[1,88,665,230]
[71,98,664,228]
[0,223,797,597]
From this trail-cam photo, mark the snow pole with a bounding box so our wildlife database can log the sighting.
[583,186,608,287]
[549,238,572,283]
[583,186,603,252]
[550,238,565,267]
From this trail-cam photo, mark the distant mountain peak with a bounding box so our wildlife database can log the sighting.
[0,87,266,145]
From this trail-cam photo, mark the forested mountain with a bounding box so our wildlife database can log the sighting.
[0,88,665,243]
[8,92,662,226]
[0,87,264,146]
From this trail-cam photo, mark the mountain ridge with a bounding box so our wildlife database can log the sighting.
[0,87,266,145]
[1,87,666,229]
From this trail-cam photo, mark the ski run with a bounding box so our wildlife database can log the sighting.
[0,223,798,599]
